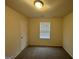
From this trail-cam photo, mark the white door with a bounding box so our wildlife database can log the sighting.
[20,20,28,50]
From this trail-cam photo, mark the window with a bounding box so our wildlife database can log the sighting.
[40,22,50,39]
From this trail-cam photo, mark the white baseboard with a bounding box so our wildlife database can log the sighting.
[5,45,28,59]
[63,47,73,57]
[5,56,14,59]
[14,45,28,58]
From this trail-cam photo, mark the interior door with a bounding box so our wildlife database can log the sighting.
[20,19,28,50]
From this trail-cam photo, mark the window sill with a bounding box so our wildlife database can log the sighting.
[40,38,50,40]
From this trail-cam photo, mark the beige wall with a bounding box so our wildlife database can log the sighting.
[5,6,28,57]
[28,18,63,46]
[5,5,73,58]
[63,13,73,57]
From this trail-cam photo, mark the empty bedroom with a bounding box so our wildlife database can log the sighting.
[5,0,73,59]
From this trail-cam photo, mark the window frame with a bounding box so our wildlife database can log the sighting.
[40,22,51,40]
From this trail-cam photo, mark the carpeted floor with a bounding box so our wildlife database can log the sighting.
[15,47,72,59]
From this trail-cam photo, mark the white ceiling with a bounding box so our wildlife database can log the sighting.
[6,0,73,18]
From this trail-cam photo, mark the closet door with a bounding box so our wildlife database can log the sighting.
[20,19,28,50]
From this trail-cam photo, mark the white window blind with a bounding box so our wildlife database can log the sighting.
[40,22,50,39]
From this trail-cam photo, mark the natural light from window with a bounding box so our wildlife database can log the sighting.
[40,22,50,39]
